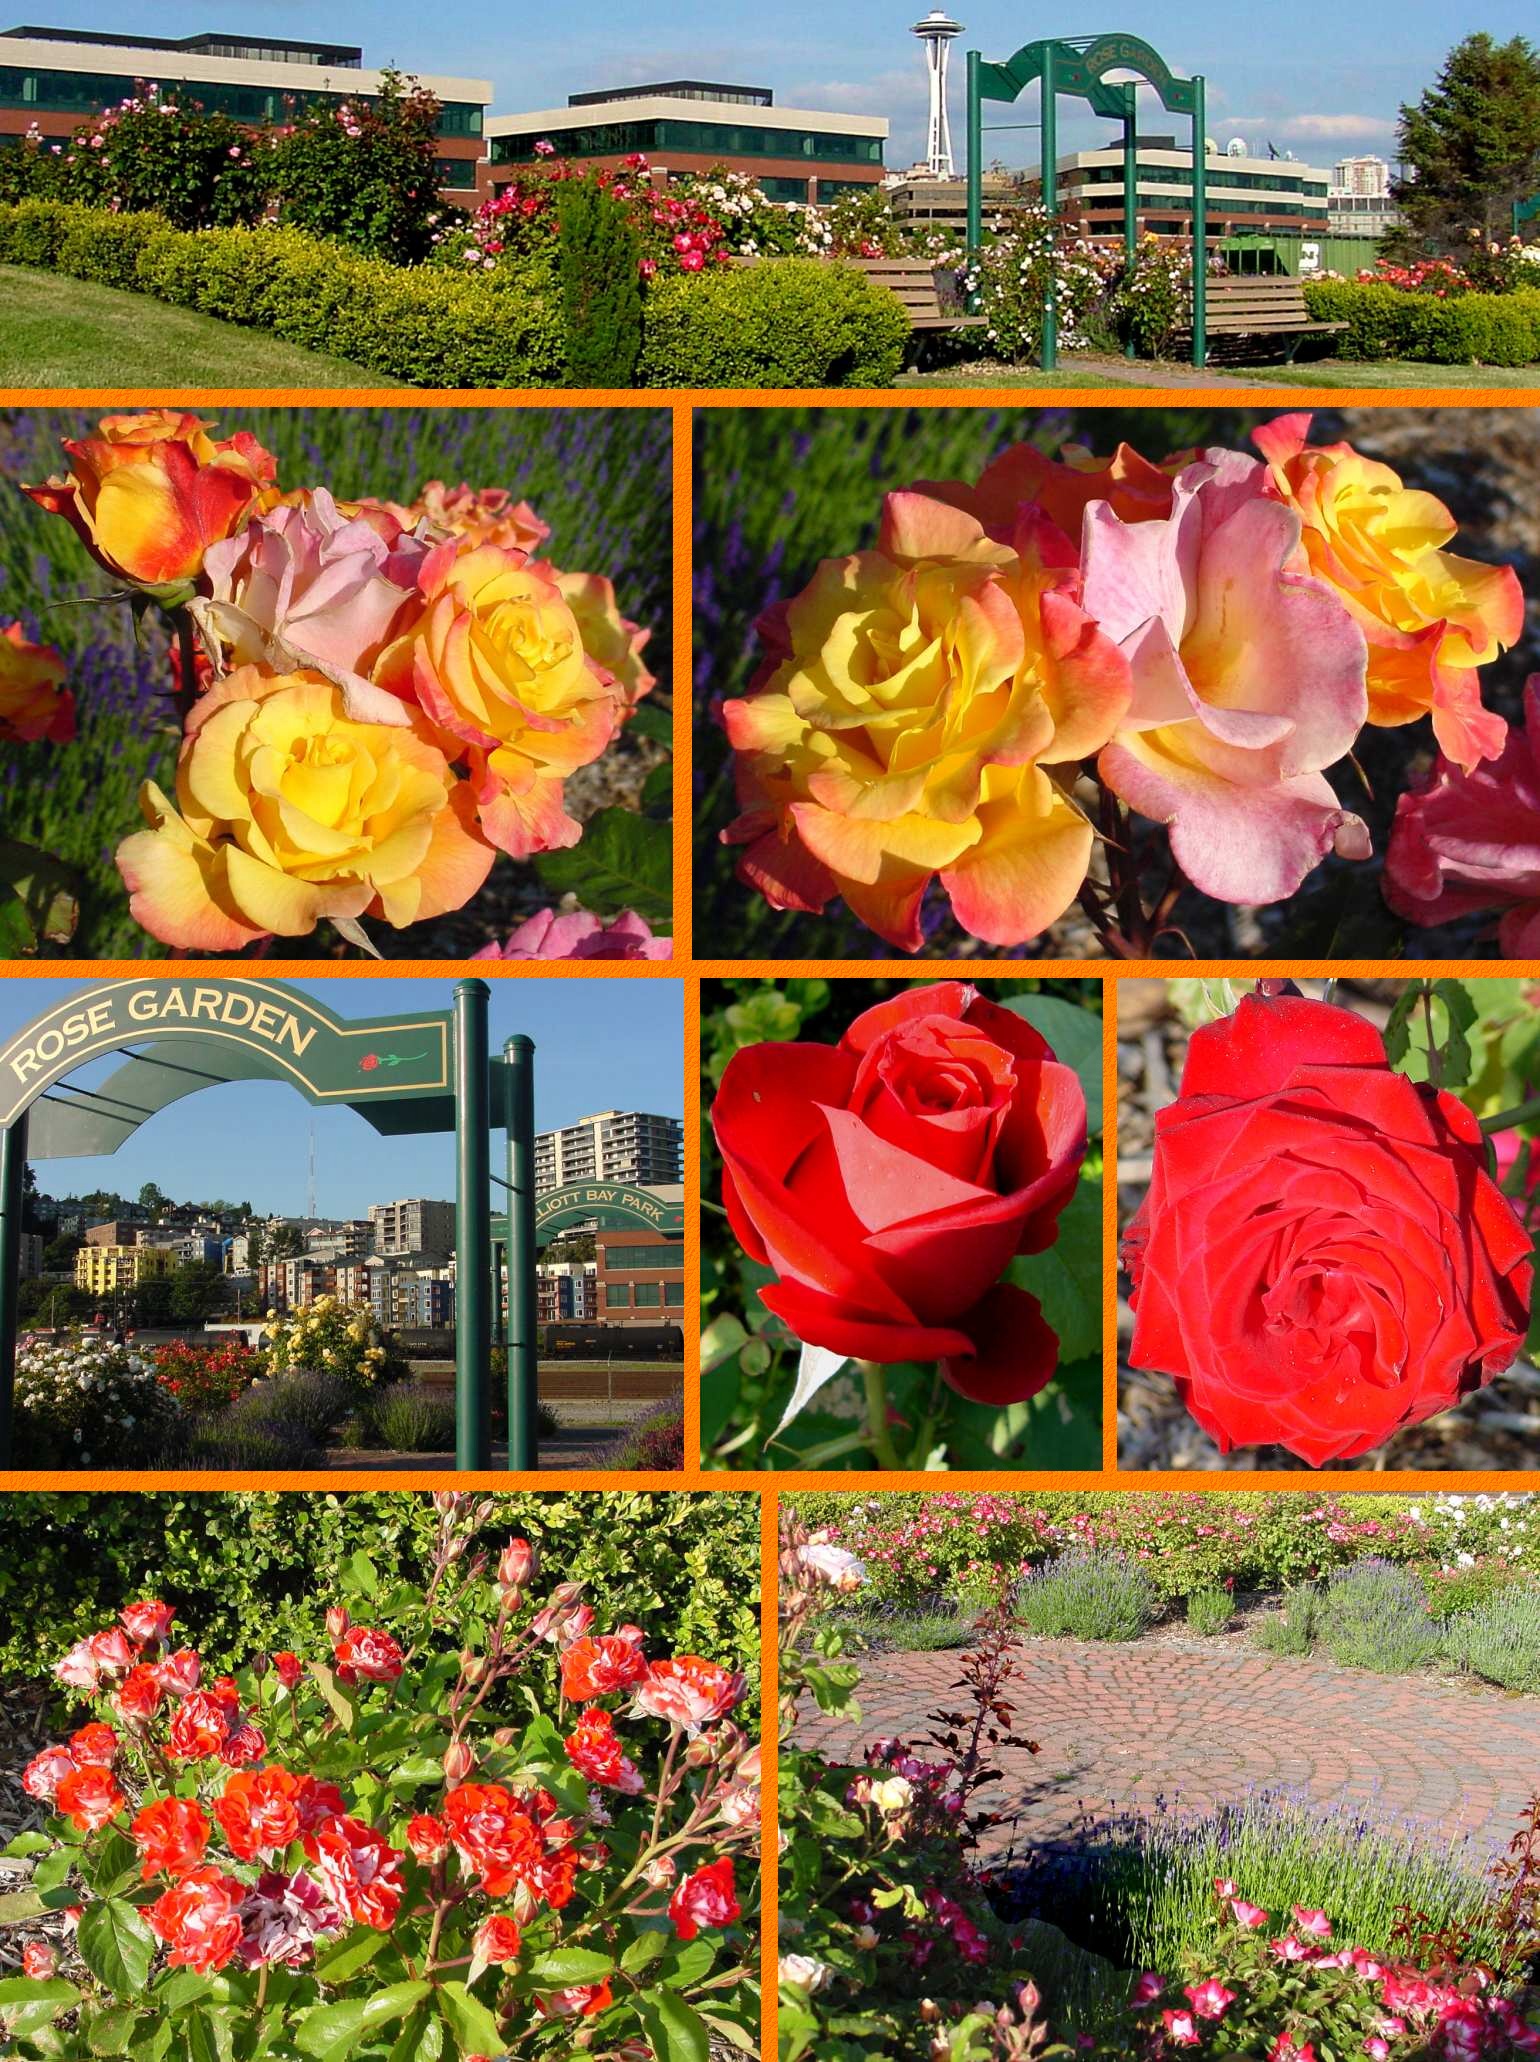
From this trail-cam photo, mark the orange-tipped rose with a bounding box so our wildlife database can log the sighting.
[116,666,493,951]
[0,623,74,744]
[1253,412,1522,771]
[554,567,657,714]
[24,410,276,592]
[376,541,621,858]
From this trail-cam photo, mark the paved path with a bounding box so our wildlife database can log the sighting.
[1073,355,1270,387]
[797,1640,1539,1863]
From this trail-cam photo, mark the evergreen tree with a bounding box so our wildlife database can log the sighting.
[1394,34,1540,247]
[557,177,645,388]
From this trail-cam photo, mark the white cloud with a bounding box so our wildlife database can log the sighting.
[1223,112,1397,141]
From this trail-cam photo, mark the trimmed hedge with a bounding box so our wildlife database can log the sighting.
[1301,276,1540,364]
[0,200,913,387]
[640,257,910,388]
[0,200,566,387]
[0,1491,760,1690]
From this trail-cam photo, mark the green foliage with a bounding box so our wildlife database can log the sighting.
[640,259,908,388]
[268,71,446,262]
[1395,33,1540,247]
[0,1491,760,1691]
[362,1383,458,1453]
[1445,1585,1540,1691]
[535,807,672,926]
[55,90,267,231]
[1301,276,1540,362]
[0,204,567,387]
[1016,1551,1157,1642]
[1185,1583,1233,1637]
[557,178,644,387]
[1251,1587,1323,1656]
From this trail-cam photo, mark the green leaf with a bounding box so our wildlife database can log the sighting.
[1434,978,1478,1089]
[307,1661,357,1733]
[523,1947,613,1985]
[0,839,81,955]
[295,1984,429,2061]
[627,701,674,749]
[536,807,671,922]
[2,1832,53,1859]
[1000,994,1103,1132]
[635,1990,711,2062]
[0,1978,79,2011]
[1383,985,1420,1066]
[620,1928,669,1975]
[156,1971,214,2015]
[383,1755,446,1790]
[386,2007,443,2062]
[77,1897,155,1997]
[88,2005,142,2053]
[700,1313,747,1375]
[131,2017,174,2062]
[0,1888,48,1922]
[310,1928,386,1983]
[435,1982,505,2060]
[1010,1176,1102,1365]
[342,1549,379,1599]
[641,760,673,810]
[32,1847,75,1893]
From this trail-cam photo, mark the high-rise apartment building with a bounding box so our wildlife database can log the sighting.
[369,1198,456,1256]
[534,1111,683,1193]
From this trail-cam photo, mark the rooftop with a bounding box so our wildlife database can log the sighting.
[4,24,363,63]
[569,79,771,108]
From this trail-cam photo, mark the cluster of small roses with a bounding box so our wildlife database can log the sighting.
[262,1295,391,1389]
[722,414,1522,951]
[1127,1887,1540,2061]
[1360,236,1540,298]
[147,1337,259,1411]
[14,411,655,952]
[1359,256,1474,296]
[448,148,734,280]
[13,1334,179,1464]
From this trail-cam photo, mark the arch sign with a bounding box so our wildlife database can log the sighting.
[0,977,542,1472]
[533,1182,685,1244]
[965,31,1208,369]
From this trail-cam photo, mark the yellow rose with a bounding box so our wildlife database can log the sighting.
[553,568,657,715]
[375,542,620,858]
[116,665,495,951]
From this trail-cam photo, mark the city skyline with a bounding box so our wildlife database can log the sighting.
[12,0,1529,176]
[0,979,684,1218]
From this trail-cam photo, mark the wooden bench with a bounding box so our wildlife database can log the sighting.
[1189,273,1346,361]
[852,256,987,338]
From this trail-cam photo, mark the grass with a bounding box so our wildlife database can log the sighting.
[896,360,1131,387]
[897,350,1540,389]
[0,404,672,956]
[1247,357,1540,389]
[0,267,402,388]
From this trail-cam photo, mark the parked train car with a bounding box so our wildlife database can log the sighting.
[541,1322,683,1362]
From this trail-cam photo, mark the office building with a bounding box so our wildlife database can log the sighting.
[370,1197,456,1257]
[0,26,491,194]
[485,80,887,206]
[534,1111,683,1194]
[594,1227,685,1324]
[19,1232,43,1279]
[1054,138,1330,242]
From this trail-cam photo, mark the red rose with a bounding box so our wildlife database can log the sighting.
[359,1054,380,1071]
[406,1813,449,1863]
[131,1795,211,1880]
[473,1912,523,1966]
[441,1783,547,1900]
[668,1856,739,1942]
[120,1599,175,1645]
[559,1632,647,1703]
[1123,994,1533,1466]
[167,1691,232,1760]
[68,1722,119,1766]
[304,1816,404,1930]
[145,1865,245,1974]
[565,1709,644,1794]
[55,1763,125,1831]
[214,1767,303,1860]
[711,982,1086,1402]
[333,1626,403,1685]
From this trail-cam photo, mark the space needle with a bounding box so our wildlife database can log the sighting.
[912,7,963,178]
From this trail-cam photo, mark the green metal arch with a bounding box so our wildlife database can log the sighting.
[977,33,1197,115]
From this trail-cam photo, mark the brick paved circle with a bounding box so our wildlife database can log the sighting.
[795,1639,1539,1863]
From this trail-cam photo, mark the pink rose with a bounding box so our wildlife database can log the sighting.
[121,1599,175,1645]
[1082,452,1370,904]
[472,907,671,960]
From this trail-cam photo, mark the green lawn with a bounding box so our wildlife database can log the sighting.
[0,267,403,387]
[899,352,1540,390]
[896,360,1132,388]
[1234,357,1540,388]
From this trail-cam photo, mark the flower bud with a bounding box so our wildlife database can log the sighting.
[919,2000,941,2024]
[683,1735,715,1769]
[432,1490,457,1515]
[325,1606,349,1641]
[854,1924,878,1951]
[443,1740,475,1782]
[491,1726,516,1747]
[250,1651,269,1681]
[499,1538,536,1591]
[643,1854,678,1887]
[22,1942,57,1980]
[511,1879,540,1926]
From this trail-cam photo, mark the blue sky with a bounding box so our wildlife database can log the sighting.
[21,0,1535,167]
[1,979,684,1216]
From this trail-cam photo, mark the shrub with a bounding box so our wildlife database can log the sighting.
[147,1338,259,1414]
[1317,1559,1443,1674]
[363,1381,458,1452]
[267,69,446,262]
[263,1296,406,1394]
[1251,1585,1321,1656]
[639,259,909,387]
[0,1492,760,1685]
[12,1333,181,1469]
[1185,1583,1233,1637]
[1445,1586,1540,1692]
[181,1418,320,1472]
[558,177,644,387]
[56,84,266,229]
[1301,276,1540,362]
[604,1393,685,1470]
[0,203,567,387]
[229,1369,354,1443]
[1017,1550,1156,1642]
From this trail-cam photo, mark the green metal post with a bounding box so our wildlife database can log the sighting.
[1191,75,1208,368]
[1040,43,1058,371]
[0,1112,27,1469]
[491,1237,506,1352]
[965,49,982,306]
[453,980,491,1471]
[1122,88,1138,359]
[504,1034,539,1472]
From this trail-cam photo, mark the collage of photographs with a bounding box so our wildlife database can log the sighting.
[3,0,1540,2058]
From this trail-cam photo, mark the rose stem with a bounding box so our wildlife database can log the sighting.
[856,1361,905,1470]
[1420,981,1444,1088]
[171,607,199,732]
[1480,1093,1540,1136]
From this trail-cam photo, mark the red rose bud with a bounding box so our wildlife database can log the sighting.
[406,1814,449,1864]
[443,1741,475,1782]
[325,1607,350,1641]
[22,1942,57,1980]
[1124,992,1533,1466]
[711,982,1087,1404]
[272,1652,302,1690]
[499,1538,536,1586]
[250,1652,270,1681]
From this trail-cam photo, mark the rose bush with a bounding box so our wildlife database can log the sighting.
[1123,991,1533,1466]
[261,1298,404,1394]
[148,1338,260,1414]
[14,408,664,956]
[713,980,1087,1406]
[0,1496,759,2060]
[12,1333,181,1469]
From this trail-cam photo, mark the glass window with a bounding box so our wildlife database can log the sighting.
[604,1283,629,1309]
[493,115,880,166]
[633,1281,662,1308]
[664,1281,685,1307]
[0,64,480,138]
[435,155,477,188]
